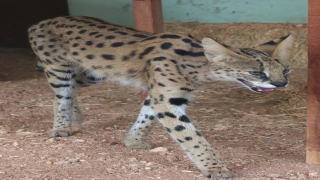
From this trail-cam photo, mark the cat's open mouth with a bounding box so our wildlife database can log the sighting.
[237,79,275,93]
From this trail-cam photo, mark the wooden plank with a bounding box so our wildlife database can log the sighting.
[132,0,163,101]
[307,0,320,164]
[132,0,163,33]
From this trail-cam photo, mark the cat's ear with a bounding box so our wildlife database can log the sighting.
[202,38,247,62]
[254,34,294,60]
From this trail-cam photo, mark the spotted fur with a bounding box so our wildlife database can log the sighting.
[28,16,292,178]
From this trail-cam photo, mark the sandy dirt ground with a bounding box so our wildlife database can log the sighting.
[1,22,319,180]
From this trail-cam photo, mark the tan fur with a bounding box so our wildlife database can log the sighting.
[28,16,292,178]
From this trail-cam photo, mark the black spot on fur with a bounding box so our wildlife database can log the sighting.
[49,38,57,42]
[45,59,53,64]
[108,28,118,31]
[115,31,128,35]
[194,145,200,148]
[101,54,115,60]
[111,42,124,47]
[160,94,164,101]
[141,36,157,42]
[165,127,172,133]
[182,38,192,43]
[129,50,137,57]
[97,25,107,29]
[149,115,155,120]
[37,46,44,51]
[262,40,277,45]
[37,35,45,38]
[39,23,46,28]
[155,68,161,72]
[144,99,151,106]
[128,41,137,44]
[56,55,64,60]
[174,125,186,131]
[56,95,64,99]
[85,41,93,46]
[96,43,104,48]
[139,46,155,59]
[169,98,189,106]
[180,87,194,92]
[122,56,130,61]
[154,98,159,104]
[72,43,79,47]
[170,60,177,64]
[186,64,196,68]
[95,34,103,38]
[168,78,177,83]
[106,65,113,69]
[185,137,192,141]
[128,69,137,74]
[154,57,166,61]
[132,34,148,38]
[160,42,173,50]
[89,32,99,36]
[86,54,95,60]
[157,113,165,119]
[72,52,79,56]
[78,30,87,34]
[165,112,177,118]
[222,43,230,48]
[76,79,89,87]
[191,43,202,48]
[46,71,71,81]
[196,131,202,136]
[160,34,181,39]
[66,31,73,35]
[92,65,102,69]
[177,139,184,143]
[175,65,183,75]
[49,83,70,88]
[158,82,165,87]
[105,35,115,39]
[44,52,50,56]
[87,75,105,82]
[174,49,205,57]
[179,115,190,123]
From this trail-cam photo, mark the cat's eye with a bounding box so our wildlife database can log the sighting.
[248,71,268,80]
[283,69,291,75]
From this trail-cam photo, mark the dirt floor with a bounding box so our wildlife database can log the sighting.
[1,22,319,180]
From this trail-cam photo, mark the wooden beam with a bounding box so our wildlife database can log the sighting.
[132,0,163,101]
[307,0,320,164]
[132,0,163,33]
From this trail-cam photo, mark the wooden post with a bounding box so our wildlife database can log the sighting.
[307,0,320,164]
[132,0,163,33]
[132,0,164,101]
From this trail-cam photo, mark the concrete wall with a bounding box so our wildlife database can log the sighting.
[68,0,307,27]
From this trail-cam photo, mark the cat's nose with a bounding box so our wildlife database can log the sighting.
[271,81,288,87]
